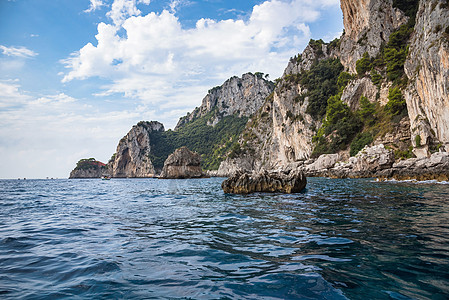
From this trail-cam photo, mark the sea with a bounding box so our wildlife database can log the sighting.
[0,177,448,299]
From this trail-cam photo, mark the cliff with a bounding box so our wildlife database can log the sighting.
[175,73,274,129]
[339,0,408,72]
[216,0,448,179]
[69,158,107,179]
[404,0,449,157]
[71,0,449,181]
[108,121,164,178]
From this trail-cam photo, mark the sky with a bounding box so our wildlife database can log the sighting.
[0,0,343,179]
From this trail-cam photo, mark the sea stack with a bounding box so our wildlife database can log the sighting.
[159,147,206,179]
[69,158,107,179]
[222,170,307,194]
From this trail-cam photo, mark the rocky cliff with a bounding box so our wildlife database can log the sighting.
[71,0,449,181]
[339,0,408,72]
[175,73,274,129]
[159,147,206,179]
[108,121,164,178]
[215,0,447,179]
[69,158,107,179]
[404,0,449,157]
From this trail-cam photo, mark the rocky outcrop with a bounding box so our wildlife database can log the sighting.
[323,144,395,178]
[175,73,274,129]
[404,0,449,157]
[109,121,163,178]
[339,0,408,72]
[215,42,338,176]
[69,158,107,179]
[222,170,307,194]
[159,147,206,179]
[301,145,449,181]
[383,151,449,181]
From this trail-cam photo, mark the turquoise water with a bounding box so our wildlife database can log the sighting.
[0,177,448,299]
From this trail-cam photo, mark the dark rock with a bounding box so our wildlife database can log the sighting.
[222,170,307,194]
[159,147,207,179]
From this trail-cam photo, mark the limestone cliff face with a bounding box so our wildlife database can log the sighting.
[339,0,407,72]
[404,0,449,157]
[109,121,164,178]
[175,73,274,129]
[216,44,334,175]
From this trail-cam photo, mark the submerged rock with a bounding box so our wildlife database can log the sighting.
[159,147,206,179]
[222,170,307,194]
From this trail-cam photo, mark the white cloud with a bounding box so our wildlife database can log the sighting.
[62,0,340,109]
[0,45,38,58]
[168,0,191,13]
[85,0,105,13]
[0,80,32,109]
[107,0,143,25]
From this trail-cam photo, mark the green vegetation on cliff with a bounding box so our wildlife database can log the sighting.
[285,58,344,118]
[148,110,248,170]
[75,158,106,170]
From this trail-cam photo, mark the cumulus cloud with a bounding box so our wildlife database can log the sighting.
[0,80,32,109]
[62,0,340,125]
[107,0,148,25]
[0,45,38,58]
[85,0,105,13]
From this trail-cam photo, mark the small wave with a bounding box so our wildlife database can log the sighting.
[376,178,449,185]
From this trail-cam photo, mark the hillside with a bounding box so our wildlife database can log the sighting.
[216,0,449,176]
[103,73,274,177]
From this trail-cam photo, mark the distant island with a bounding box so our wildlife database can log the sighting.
[70,0,449,182]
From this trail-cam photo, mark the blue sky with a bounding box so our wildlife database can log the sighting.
[0,0,342,178]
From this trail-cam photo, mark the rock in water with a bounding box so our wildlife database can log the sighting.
[159,147,206,179]
[69,158,107,179]
[222,170,307,194]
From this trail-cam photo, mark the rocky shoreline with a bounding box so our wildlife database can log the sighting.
[210,144,449,182]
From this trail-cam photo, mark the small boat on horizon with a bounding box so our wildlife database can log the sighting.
[101,175,111,180]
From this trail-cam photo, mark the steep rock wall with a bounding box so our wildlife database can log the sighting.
[404,0,449,157]
[109,121,164,177]
[216,44,334,175]
[340,0,407,72]
[175,73,274,129]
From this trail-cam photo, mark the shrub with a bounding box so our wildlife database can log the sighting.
[370,69,383,86]
[356,52,372,76]
[395,146,415,160]
[385,87,407,115]
[383,24,413,83]
[312,95,363,157]
[337,72,354,91]
[350,132,373,156]
[415,134,421,147]
[300,58,344,118]
[358,96,376,125]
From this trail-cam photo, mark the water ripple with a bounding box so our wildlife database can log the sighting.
[0,178,448,299]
